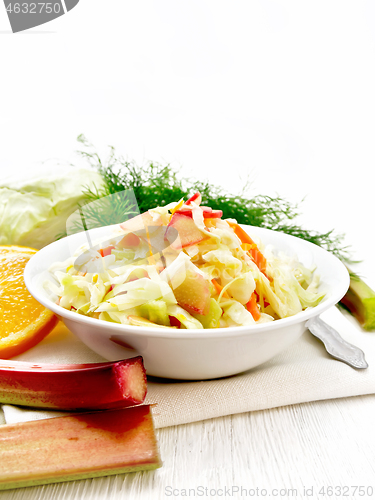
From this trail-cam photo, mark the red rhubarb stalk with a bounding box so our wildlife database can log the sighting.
[185,192,202,205]
[0,356,147,410]
[0,405,161,490]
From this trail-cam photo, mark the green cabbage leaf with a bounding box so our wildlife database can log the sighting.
[0,169,104,249]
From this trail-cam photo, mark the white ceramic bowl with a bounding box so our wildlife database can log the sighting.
[24,224,349,380]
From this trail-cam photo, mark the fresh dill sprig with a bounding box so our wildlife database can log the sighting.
[72,134,352,263]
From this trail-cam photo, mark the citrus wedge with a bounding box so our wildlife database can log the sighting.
[0,245,58,359]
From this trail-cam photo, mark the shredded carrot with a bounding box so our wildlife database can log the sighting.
[211,279,229,298]
[171,198,184,215]
[100,245,115,257]
[228,221,256,245]
[228,222,271,280]
[246,292,261,321]
[241,241,268,272]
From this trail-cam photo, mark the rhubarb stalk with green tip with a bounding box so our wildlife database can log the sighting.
[340,271,375,330]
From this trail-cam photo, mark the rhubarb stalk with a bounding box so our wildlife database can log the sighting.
[340,271,375,331]
[0,356,147,410]
[0,405,161,490]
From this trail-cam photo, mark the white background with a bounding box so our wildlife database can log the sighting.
[0,0,374,286]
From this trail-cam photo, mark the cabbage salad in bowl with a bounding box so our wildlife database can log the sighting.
[47,192,325,330]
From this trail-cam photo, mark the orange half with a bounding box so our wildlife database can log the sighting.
[0,245,58,359]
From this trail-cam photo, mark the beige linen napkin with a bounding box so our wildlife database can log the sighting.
[2,307,375,428]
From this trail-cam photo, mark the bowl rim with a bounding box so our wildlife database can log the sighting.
[24,223,350,340]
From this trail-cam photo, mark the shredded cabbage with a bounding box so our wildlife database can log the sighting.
[48,193,325,329]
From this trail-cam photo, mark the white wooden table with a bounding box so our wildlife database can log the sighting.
[1,395,375,499]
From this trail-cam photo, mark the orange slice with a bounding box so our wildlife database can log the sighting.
[0,245,58,359]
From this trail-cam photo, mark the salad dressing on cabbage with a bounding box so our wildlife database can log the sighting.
[48,192,325,329]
